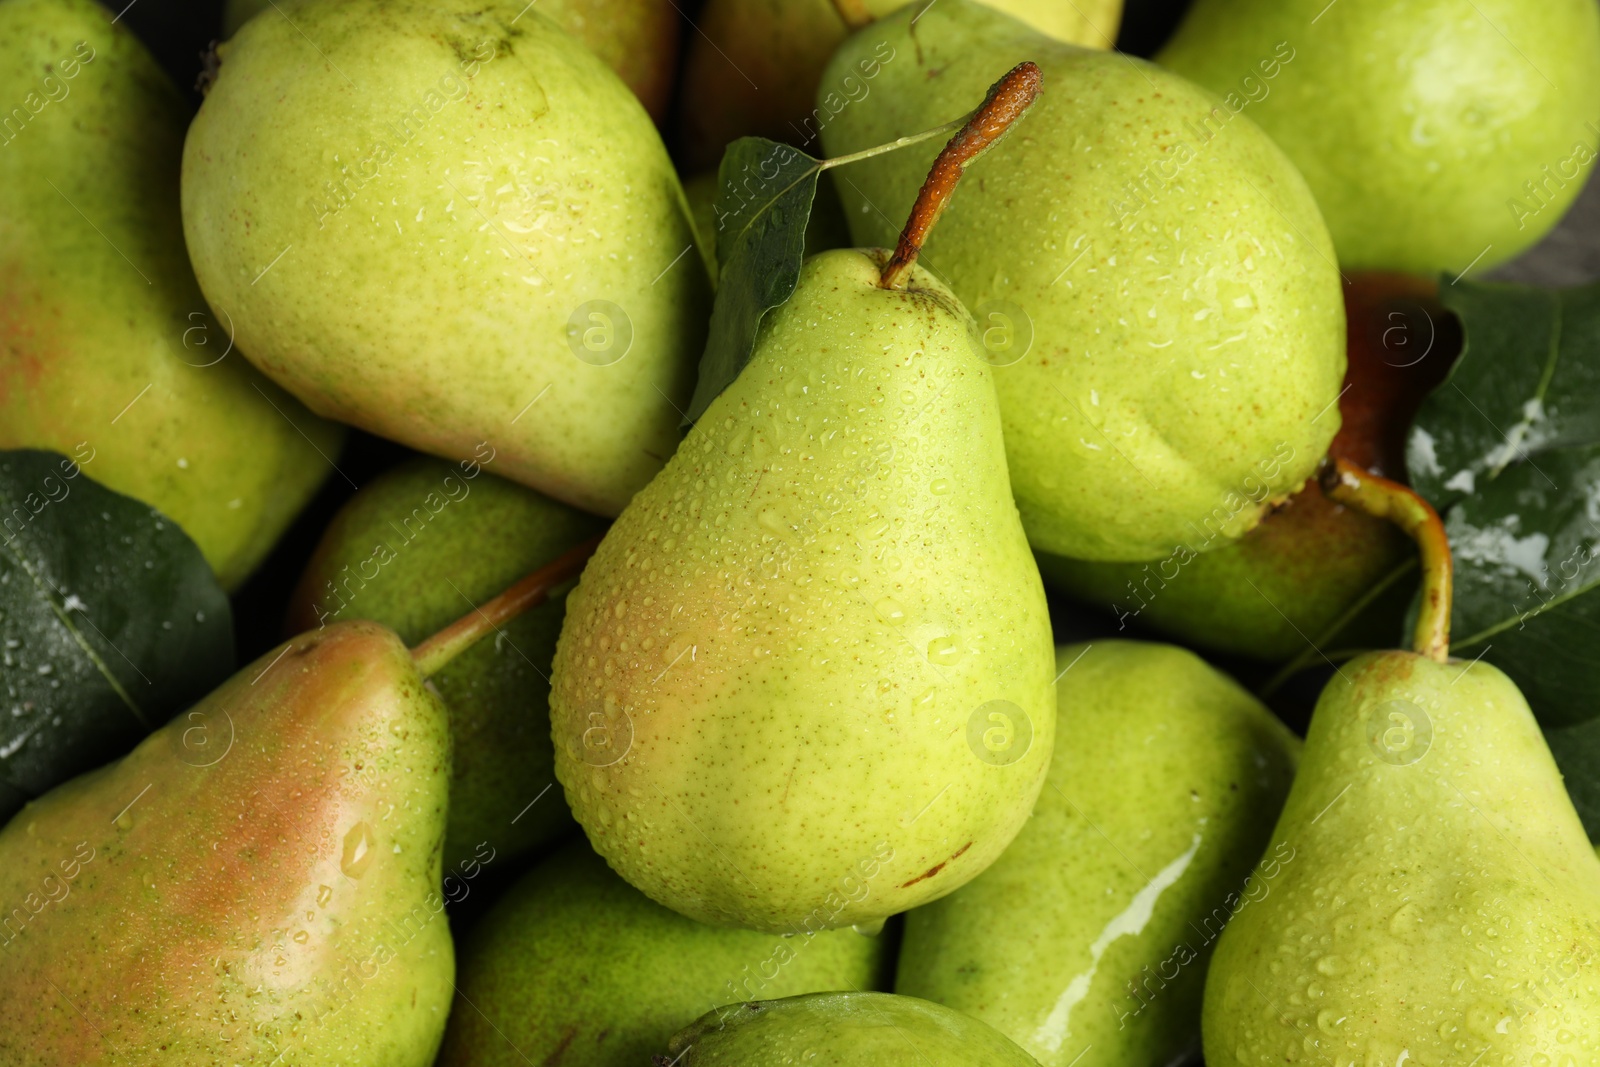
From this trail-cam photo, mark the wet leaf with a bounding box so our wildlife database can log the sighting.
[0,450,233,820]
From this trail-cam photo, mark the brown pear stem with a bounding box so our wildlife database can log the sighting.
[410,535,603,677]
[879,62,1042,290]
[830,0,874,29]
[1319,458,1452,662]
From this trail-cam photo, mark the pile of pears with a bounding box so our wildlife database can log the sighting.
[2,0,1599,1063]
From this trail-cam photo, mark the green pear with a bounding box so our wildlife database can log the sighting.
[896,640,1299,1066]
[1159,0,1600,274]
[218,0,682,122]
[1203,649,1600,1061]
[549,248,1056,933]
[284,456,605,871]
[682,169,852,288]
[0,621,454,1066]
[819,0,1346,563]
[664,991,1043,1065]
[437,838,890,1067]
[1036,273,1455,660]
[182,0,710,519]
[674,0,1124,172]
[0,0,342,590]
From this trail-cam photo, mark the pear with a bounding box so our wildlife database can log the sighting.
[819,0,1346,563]
[437,838,890,1067]
[285,456,605,871]
[1204,461,1600,1063]
[0,0,342,590]
[182,0,710,519]
[1037,274,1456,660]
[0,621,454,1066]
[675,0,1124,171]
[548,249,1056,933]
[896,640,1299,1066]
[682,169,852,288]
[218,0,682,122]
[664,991,1043,1065]
[1160,0,1600,274]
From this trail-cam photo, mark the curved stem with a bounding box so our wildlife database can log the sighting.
[411,535,603,677]
[830,0,874,29]
[879,62,1042,290]
[1319,458,1452,662]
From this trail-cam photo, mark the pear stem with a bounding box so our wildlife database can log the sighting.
[410,535,603,677]
[829,0,875,29]
[879,62,1042,291]
[1319,458,1452,662]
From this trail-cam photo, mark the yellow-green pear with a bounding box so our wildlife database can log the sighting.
[819,0,1345,563]
[0,621,454,1065]
[676,0,1125,172]
[182,0,710,518]
[0,0,342,589]
[1205,459,1600,1063]
[665,992,1045,1065]
[437,838,890,1067]
[897,641,1300,1066]
[286,456,605,871]
[1160,0,1600,274]
[549,249,1056,933]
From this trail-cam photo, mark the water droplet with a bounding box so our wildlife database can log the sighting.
[874,598,905,623]
[1315,955,1343,976]
[852,918,886,937]
[341,822,376,879]
[927,636,962,667]
[293,930,309,944]
[930,478,951,495]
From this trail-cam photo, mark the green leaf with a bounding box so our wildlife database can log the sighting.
[1407,279,1600,729]
[0,450,234,820]
[1546,716,1600,839]
[684,138,823,425]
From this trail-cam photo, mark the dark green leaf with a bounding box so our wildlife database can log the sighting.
[1407,279,1600,729]
[0,450,234,820]
[684,138,823,425]
[1546,715,1600,839]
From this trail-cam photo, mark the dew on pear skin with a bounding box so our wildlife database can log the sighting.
[340,821,376,879]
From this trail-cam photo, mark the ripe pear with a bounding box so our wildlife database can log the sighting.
[819,0,1345,562]
[182,0,710,518]
[286,457,605,871]
[1038,274,1456,659]
[896,641,1299,1066]
[665,991,1043,1065]
[1160,0,1600,274]
[1203,654,1600,1060]
[437,838,889,1067]
[218,0,681,122]
[0,621,454,1066]
[0,0,342,590]
[675,0,1124,172]
[549,248,1056,933]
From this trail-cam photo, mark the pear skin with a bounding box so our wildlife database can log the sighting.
[549,249,1056,933]
[286,457,605,871]
[437,838,890,1067]
[820,0,1345,563]
[218,0,681,122]
[1037,274,1456,660]
[665,991,1043,1065]
[1160,0,1600,273]
[0,0,342,590]
[0,621,454,1066]
[675,0,1125,172]
[897,641,1299,1066]
[1203,651,1600,1062]
[182,0,709,518]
